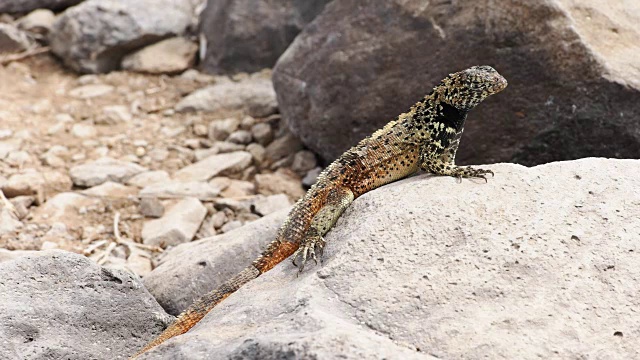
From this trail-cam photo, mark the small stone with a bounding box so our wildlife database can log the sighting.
[0,138,22,159]
[9,196,34,220]
[54,113,74,123]
[147,148,169,162]
[0,129,12,139]
[214,198,251,213]
[193,124,208,137]
[236,212,261,223]
[68,84,114,99]
[209,210,228,229]
[0,23,35,53]
[291,150,318,175]
[250,122,274,146]
[140,181,221,200]
[265,132,303,162]
[195,214,218,239]
[5,150,32,167]
[122,37,198,74]
[215,141,245,153]
[208,118,240,141]
[71,123,98,138]
[81,181,137,198]
[30,192,102,227]
[194,147,219,161]
[183,138,201,149]
[240,116,256,129]
[302,167,322,188]
[42,153,66,168]
[219,179,256,198]
[0,208,22,236]
[173,151,252,182]
[142,197,207,248]
[220,220,243,233]
[40,241,59,250]
[251,194,291,216]
[17,9,55,36]
[69,157,147,187]
[227,130,252,145]
[47,122,65,135]
[126,171,171,188]
[180,69,215,83]
[139,197,164,218]
[102,105,132,122]
[126,248,153,276]
[2,169,72,200]
[270,154,294,170]
[255,168,306,200]
[175,76,278,117]
[133,147,145,157]
[246,143,266,165]
[76,74,100,85]
[208,177,231,191]
[161,126,186,138]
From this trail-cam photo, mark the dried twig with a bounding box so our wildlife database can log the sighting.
[97,242,117,265]
[0,190,18,218]
[0,47,50,65]
[112,211,163,253]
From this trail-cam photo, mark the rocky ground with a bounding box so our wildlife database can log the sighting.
[0,54,320,278]
[1,1,639,359]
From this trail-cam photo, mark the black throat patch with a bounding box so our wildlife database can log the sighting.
[434,102,468,131]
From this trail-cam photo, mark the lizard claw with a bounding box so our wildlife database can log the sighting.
[292,235,326,275]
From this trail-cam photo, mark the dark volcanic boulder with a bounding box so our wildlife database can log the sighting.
[0,0,83,14]
[199,0,332,74]
[273,0,640,165]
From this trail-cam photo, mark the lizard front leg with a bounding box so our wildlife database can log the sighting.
[419,144,494,181]
[292,186,354,273]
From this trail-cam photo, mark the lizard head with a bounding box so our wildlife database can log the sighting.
[437,65,507,111]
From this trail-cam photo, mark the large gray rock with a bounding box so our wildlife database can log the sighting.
[50,0,194,73]
[200,0,332,74]
[0,0,83,13]
[138,158,640,359]
[273,0,640,165]
[143,208,289,315]
[0,251,171,360]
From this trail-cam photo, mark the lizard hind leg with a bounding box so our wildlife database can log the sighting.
[292,186,354,274]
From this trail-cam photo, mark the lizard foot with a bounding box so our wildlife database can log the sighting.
[291,235,326,274]
[455,167,494,183]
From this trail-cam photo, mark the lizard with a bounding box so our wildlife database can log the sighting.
[132,65,508,358]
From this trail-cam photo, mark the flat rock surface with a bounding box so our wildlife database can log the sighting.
[0,251,171,360]
[140,158,640,359]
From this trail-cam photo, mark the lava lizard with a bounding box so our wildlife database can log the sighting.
[132,65,508,357]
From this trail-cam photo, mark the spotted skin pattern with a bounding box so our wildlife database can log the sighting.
[131,65,507,358]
